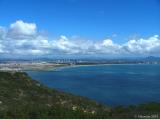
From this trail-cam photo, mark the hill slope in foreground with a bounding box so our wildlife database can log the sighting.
[0,72,160,119]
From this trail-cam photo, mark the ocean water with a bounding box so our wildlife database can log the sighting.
[27,64,160,106]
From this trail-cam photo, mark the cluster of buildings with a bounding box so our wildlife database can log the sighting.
[0,57,160,71]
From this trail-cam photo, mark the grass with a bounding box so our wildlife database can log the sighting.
[0,71,160,119]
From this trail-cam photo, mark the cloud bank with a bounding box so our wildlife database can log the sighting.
[0,20,160,57]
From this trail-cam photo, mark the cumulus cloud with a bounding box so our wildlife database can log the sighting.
[0,20,160,57]
[123,35,160,55]
[0,43,4,53]
[7,20,37,39]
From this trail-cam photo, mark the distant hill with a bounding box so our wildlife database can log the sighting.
[0,72,160,119]
[145,56,160,61]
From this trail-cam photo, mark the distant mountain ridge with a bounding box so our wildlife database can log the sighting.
[145,56,160,61]
[1,56,160,61]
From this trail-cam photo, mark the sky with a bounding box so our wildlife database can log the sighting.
[0,0,160,58]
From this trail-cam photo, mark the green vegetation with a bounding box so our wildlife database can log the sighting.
[0,72,160,119]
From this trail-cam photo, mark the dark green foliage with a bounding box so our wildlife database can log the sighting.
[0,72,160,119]
[0,72,110,119]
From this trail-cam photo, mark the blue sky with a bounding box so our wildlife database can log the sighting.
[0,0,160,58]
[0,0,159,42]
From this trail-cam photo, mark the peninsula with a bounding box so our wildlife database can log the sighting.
[0,71,159,119]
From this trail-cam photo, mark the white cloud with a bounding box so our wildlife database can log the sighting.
[122,35,160,55]
[7,20,37,39]
[0,42,4,53]
[0,20,160,57]
[94,39,121,54]
[0,26,6,40]
[0,27,6,53]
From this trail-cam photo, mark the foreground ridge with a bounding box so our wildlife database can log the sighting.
[0,72,160,119]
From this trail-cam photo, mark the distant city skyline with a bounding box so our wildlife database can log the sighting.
[0,0,160,58]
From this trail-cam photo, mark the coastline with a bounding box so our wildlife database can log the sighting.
[49,63,160,72]
[1,62,160,72]
[26,64,160,107]
[0,71,160,119]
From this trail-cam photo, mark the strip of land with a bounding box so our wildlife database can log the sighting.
[0,62,69,71]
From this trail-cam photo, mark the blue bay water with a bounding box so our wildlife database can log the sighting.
[27,64,160,106]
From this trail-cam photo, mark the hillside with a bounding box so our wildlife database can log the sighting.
[0,72,160,119]
[0,72,110,119]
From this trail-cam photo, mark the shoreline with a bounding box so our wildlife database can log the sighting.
[1,63,160,72]
[47,63,160,72]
